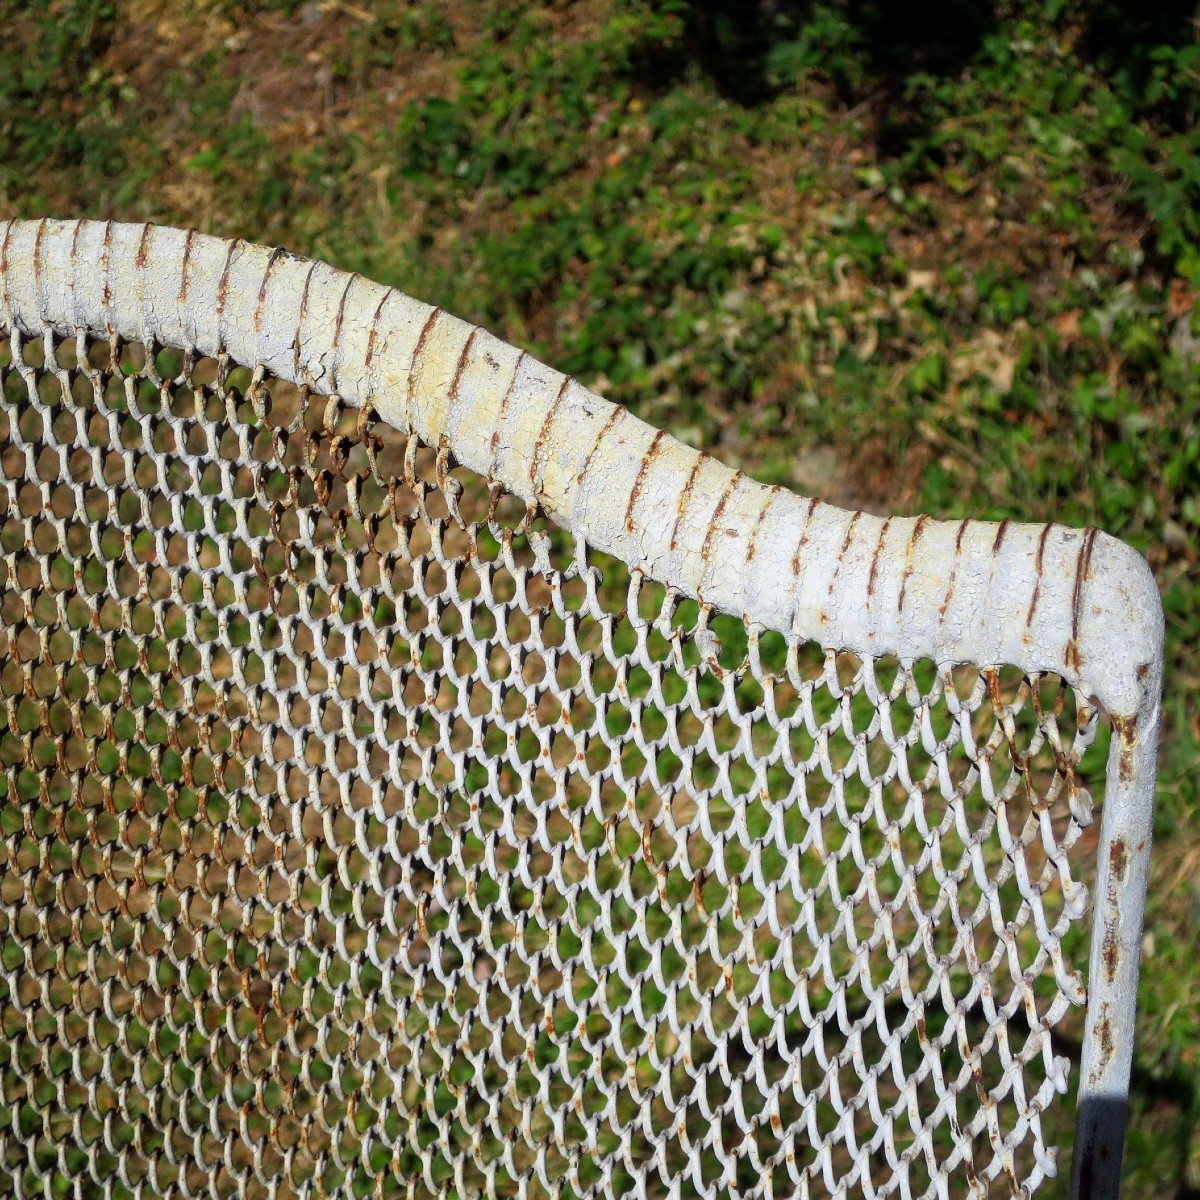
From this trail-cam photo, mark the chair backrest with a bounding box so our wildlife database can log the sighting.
[0,219,1161,1200]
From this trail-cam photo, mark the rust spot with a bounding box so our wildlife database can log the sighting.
[624,429,667,534]
[1065,639,1082,674]
[178,228,197,304]
[867,516,892,600]
[1096,1012,1115,1069]
[135,221,153,269]
[574,401,623,487]
[407,307,443,415]
[897,514,929,614]
[1025,522,1054,628]
[1110,713,1139,783]
[363,291,391,375]
[669,452,708,553]
[698,473,739,565]
[531,374,573,493]
[254,247,287,334]
[746,486,782,565]
[1101,924,1120,984]
[1109,837,1129,885]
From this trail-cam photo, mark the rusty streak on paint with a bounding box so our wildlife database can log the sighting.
[624,429,667,534]
[699,473,740,569]
[178,228,197,305]
[134,222,153,270]
[747,487,782,565]
[363,291,392,376]
[1025,522,1055,629]
[292,259,320,378]
[574,401,622,488]
[828,511,862,592]
[407,307,443,417]
[898,515,930,615]
[1067,526,1099,671]
[488,349,529,475]
[448,327,480,408]
[255,247,287,336]
[531,375,573,494]
[215,238,243,318]
[328,273,361,395]
[331,273,359,353]
[787,498,822,639]
[668,452,707,554]
[100,221,114,312]
[867,517,892,601]
[940,518,971,618]
[32,218,47,318]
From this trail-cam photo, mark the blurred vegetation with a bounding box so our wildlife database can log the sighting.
[1,0,1198,1193]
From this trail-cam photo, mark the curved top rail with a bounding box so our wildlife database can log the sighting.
[0,217,1162,722]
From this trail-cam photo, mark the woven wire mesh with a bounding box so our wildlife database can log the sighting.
[0,326,1103,1199]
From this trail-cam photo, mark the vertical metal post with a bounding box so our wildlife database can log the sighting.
[1070,691,1161,1200]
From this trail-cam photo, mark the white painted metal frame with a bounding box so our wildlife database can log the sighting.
[0,218,1164,1198]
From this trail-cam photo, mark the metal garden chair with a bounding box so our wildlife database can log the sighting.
[0,219,1162,1199]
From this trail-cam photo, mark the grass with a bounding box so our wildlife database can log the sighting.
[0,0,1198,1194]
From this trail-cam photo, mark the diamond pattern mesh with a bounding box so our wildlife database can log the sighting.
[0,328,1102,1199]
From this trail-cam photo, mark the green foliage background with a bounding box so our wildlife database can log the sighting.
[1,0,1198,1192]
